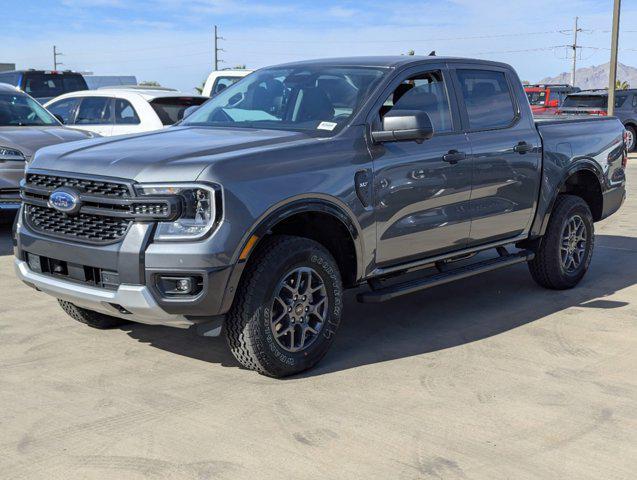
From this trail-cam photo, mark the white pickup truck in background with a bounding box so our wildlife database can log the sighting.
[202,69,252,97]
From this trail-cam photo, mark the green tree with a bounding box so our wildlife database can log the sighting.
[616,79,630,90]
[139,80,161,87]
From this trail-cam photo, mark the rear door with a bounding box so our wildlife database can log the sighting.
[370,64,473,266]
[73,96,114,136]
[452,66,541,246]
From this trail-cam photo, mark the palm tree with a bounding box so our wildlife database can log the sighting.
[616,79,630,90]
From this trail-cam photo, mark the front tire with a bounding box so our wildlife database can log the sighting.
[225,235,343,377]
[58,300,128,329]
[528,195,594,290]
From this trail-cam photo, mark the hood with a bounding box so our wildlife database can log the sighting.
[29,126,315,183]
[0,126,93,160]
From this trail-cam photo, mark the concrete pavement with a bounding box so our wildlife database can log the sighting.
[0,164,635,479]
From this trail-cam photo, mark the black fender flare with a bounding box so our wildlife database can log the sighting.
[537,160,605,236]
[218,196,365,313]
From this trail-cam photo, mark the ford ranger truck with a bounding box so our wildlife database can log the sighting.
[14,57,627,377]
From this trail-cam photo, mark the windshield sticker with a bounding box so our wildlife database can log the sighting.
[317,121,337,131]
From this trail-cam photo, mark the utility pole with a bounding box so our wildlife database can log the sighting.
[213,25,224,71]
[570,17,582,87]
[53,45,63,70]
[608,0,621,116]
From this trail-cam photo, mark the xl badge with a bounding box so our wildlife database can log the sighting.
[48,188,81,214]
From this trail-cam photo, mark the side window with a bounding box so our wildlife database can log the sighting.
[47,98,79,124]
[75,97,112,125]
[380,70,453,133]
[114,99,140,125]
[212,77,240,95]
[0,72,19,86]
[456,69,516,130]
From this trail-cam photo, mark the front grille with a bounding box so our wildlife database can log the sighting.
[26,173,131,198]
[25,204,131,244]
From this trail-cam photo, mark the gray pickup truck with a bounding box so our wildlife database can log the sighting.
[14,57,627,377]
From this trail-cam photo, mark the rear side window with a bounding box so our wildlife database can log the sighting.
[456,69,516,130]
[150,97,207,125]
[75,97,112,124]
[47,98,80,124]
[114,99,140,125]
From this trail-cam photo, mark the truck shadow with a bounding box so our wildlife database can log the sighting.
[120,234,637,377]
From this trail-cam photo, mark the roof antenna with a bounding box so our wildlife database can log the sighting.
[428,50,436,56]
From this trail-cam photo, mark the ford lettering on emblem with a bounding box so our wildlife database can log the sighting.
[48,188,81,214]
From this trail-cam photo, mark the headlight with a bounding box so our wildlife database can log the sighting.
[0,146,25,161]
[135,183,218,241]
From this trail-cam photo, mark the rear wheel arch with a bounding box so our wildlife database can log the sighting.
[541,164,604,236]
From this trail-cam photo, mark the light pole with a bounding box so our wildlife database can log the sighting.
[607,0,621,116]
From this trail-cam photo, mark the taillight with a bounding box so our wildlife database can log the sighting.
[591,110,608,116]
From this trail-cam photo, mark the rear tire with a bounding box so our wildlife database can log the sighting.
[528,194,594,290]
[225,235,343,378]
[58,300,128,329]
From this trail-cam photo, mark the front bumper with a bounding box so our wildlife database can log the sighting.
[15,259,192,326]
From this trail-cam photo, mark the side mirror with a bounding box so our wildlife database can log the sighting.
[182,105,200,119]
[372,110,434,143]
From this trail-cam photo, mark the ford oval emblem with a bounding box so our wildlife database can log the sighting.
[48,188,81,214]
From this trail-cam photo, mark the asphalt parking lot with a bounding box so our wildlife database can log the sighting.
[1,163,636,480]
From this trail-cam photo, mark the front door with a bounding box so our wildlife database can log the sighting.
[452,68,541,245]
[370,67,473,266]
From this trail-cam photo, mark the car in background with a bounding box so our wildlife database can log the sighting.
[0,70,88,104]
[83,75,138,90]
[44,87,208,136]
[0,83,95,217]
[202,69,252,97]
[524,84,580,116]
[557,89,637,151]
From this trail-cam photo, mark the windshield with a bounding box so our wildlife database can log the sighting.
[23,73,87,99]
[526,89,547,106]
[184,66,387,133]
[0,92,59,126]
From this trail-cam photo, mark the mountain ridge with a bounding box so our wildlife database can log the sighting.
[538,62,637,90]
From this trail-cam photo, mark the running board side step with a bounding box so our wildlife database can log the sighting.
[357,250,535,303]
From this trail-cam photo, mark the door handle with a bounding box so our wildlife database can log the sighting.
[442,150,466,164]
[513,141,533,154]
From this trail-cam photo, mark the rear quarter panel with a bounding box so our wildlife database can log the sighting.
[530,117,626,236]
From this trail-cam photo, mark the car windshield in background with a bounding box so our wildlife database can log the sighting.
[526,90,547,105]
[562,95,607,109]
[184,66,387,133]
[23,73,87,99]
[151,97,208,125]
[0,93,58,126]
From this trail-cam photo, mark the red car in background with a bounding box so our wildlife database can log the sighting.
[525,84,581,116]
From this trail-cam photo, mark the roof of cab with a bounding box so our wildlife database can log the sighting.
[266,55,513,70]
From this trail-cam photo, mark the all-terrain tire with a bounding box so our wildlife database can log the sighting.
[225,235,343,378]
[58,300,128,329]
[528,194,594,290]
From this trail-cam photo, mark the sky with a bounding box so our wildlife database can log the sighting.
[2,0,637,93]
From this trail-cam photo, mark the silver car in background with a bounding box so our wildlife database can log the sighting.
[0,83,96,217]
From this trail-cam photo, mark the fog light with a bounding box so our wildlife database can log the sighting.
[176,278,192,293]
[157,275,202,297]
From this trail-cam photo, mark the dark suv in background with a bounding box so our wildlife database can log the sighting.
[559,89,637,151]
[0,70,88,104]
